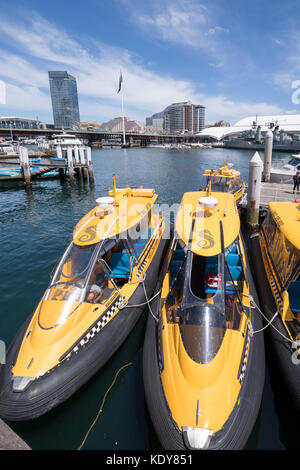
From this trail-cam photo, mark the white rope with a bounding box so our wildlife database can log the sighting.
[243,293,294,344]
[119,272,160,322]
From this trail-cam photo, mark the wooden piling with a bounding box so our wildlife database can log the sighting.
[247,152,263,229]
[19,146,32,188]
[67,147,74,184]
[86,147,94,185]
[79,147,88,181]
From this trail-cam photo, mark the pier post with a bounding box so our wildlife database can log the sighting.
[19,146,32,188]
[73,145,82,179]
[67,147,74,184]
[247,152,263,229]
[86,146,94,185]
[56,144,63,159]
[79,146,88,181]
[263,130,273,182]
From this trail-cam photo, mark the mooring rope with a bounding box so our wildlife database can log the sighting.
[77,362,133,450]
[241,293,294,344]
[119,272,161,323]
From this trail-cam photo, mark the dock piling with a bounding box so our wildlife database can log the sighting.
[67,147,75,184]
[86,147,94,185]
[247,152,263,229]
[79,147,88,181]
[19,146,32,188]
[263,130,273,182]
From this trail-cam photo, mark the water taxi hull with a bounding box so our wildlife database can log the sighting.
[0,225,169,421]
[143,235,265,450]
[251,234,300,409]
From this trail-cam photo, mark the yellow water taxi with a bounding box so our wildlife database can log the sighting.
[202,161,246,202]
[143,186,265,449]
[251,201,300,409]
[0,179,168,420]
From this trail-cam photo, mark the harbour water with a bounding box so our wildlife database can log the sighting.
[0,146,298,450]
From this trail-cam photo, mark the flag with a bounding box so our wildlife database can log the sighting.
[117,71,123,94]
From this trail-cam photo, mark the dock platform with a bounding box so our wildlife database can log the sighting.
[241,182,299,208]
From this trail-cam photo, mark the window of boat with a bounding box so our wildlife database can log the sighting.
[262,213,300,289]
[288,157,300,166]
[178,251,226,364]
[165,241,246,364]
[43,237,133,328]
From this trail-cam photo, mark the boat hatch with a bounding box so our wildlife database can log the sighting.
[166,240,245,364]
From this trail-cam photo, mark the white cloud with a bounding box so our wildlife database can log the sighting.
[0,10,291,125]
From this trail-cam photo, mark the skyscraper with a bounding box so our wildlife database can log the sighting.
[48,71,80,129]
[163,101,205,133]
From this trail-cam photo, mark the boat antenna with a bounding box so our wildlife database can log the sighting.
[207,170,213,196]
[113,174,116,196]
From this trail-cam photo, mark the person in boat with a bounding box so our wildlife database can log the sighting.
[86,284,103,303]
[293,171,300,194]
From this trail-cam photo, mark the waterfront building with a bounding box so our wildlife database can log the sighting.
[163,101,205,134]
[0,117,42,129]
[197,114,300,142]
[48,71,80,129]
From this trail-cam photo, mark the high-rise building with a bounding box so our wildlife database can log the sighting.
[48,71,80,129]
[163,101,205,133]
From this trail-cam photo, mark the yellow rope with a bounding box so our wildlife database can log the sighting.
[77,362,133,450]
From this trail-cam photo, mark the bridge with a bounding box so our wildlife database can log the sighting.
[0,128,197,146]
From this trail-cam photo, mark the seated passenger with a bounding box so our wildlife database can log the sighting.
[86,284,103,303]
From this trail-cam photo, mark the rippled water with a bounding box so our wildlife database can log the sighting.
[0,147,297,449]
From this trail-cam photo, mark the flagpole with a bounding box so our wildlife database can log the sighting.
[121,85,126,146]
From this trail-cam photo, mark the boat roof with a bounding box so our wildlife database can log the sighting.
[175,191,240,256]
[269,202,300,250]
[203,162,241,179]
[73,186,157,246]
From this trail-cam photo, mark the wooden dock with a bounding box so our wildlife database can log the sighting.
[0,145,95,187]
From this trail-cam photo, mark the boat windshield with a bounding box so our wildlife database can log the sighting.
[205,175,243,194]
[166,241,246,364]
[50,242,99,290]
[46,238,121,303]
[179,251,226,364]
[287,157,300,166]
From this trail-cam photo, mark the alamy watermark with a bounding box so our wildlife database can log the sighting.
[0,340,6,365]
[0,80,6,105]
[291,340,300,365]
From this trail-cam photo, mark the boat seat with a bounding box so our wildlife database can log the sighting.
[226,253,240,266]
[109,252,131,278]
[173,249,185,261]
[170,260,183,285]
[288,281,300,314]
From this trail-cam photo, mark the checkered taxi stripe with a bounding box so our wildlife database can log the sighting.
[66,295,126,359]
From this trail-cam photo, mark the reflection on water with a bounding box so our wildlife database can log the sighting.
[0,147,296,449]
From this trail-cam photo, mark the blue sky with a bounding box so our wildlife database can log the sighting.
[0,0,300,125]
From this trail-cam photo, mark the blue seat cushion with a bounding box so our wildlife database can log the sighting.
[110,252,131,278]
[170,260,183,284]
[288,281,300,314]
[226,253,240,266]
[228,265,242,281]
